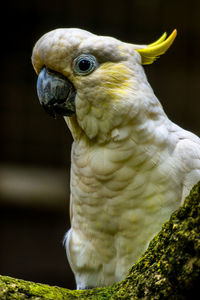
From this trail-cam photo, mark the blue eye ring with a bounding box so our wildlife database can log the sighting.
[73,54,98,75]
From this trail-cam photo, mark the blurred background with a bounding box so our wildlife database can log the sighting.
[0,0,200,290]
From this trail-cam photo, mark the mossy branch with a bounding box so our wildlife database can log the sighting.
[1,182,200,299]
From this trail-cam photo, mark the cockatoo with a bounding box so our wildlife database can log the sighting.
[32,28,200,290]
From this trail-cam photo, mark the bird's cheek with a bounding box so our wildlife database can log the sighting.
[75,94,91,120]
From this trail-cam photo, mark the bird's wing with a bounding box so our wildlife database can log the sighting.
[172,128,200,202]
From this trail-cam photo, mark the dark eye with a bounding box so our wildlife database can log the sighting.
[74,54,98,75]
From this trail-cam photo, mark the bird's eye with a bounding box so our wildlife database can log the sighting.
[74,54,98,75]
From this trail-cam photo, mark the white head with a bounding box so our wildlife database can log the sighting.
[32,28,177,142]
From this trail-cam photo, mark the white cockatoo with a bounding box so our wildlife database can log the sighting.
[32,28,200,289]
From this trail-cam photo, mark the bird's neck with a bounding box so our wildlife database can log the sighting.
[64,96,168,148]
[65,110,169,159]
[64,115,83,141]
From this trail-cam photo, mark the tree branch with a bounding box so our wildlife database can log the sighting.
[1,182,200,299]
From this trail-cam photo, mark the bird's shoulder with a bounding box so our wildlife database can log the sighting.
[167,123,200,201]
[170,124,200,168]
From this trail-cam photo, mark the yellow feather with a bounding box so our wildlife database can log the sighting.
[97,62,132,101]
[147,32,167,48]
[137,29,177,65]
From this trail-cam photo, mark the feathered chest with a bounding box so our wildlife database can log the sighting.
[71,138,137,199]
[68,135,181,277]
[70,137,180,222]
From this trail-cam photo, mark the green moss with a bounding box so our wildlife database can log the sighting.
[114,182,200,299]
[0,275,116,299]
[1,182,200,299]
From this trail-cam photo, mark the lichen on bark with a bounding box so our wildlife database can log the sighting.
[115,181,200,299]
[1,182,200,299]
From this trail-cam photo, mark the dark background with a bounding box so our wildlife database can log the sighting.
[0,0,200,290]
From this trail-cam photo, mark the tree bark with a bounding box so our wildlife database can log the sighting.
[1,182,200,299]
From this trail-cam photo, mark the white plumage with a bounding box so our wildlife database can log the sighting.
[32,28,200,289]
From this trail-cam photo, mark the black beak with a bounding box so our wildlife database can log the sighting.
[37,67,76,117]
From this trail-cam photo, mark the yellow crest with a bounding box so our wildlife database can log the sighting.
[137,29,177,65]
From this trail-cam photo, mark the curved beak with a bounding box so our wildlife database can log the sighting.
[37,67,76,117]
